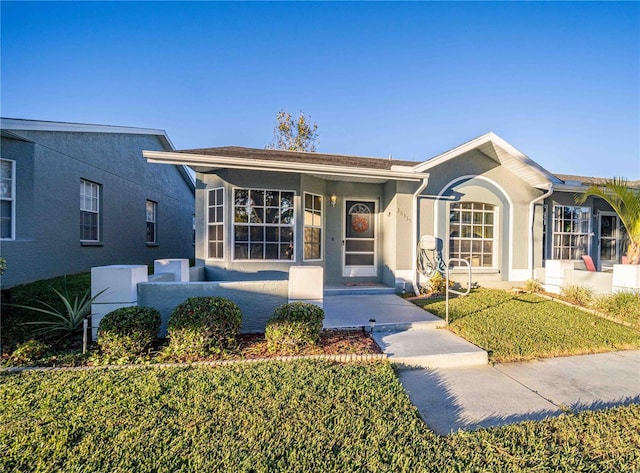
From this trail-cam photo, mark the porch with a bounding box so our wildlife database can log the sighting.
[536,260,640,295]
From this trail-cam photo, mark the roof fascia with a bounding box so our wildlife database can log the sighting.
[144,151,425,182]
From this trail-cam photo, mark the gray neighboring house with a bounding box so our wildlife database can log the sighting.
[143,132,633,292]
[0,118,195,288]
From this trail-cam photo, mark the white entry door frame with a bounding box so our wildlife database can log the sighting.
[342,198,378,277]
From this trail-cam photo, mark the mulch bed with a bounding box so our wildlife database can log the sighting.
[1,330,383,369]
[234,330,382,359]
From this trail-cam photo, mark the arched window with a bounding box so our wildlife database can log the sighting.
[449,202,495,267]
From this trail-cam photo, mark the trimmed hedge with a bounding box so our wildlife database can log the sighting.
[265,302,325,353]
[98,307,161,359]
[167,296,242,357]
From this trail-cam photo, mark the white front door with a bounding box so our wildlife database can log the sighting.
[342,199,377,277]
[599,212,620,269]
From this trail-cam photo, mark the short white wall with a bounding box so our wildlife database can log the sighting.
[90,265,148,340]
[563,269,613,296]
[613,264,640,293]
[288,266,324,304]
[543,260,577,294]
[154,259,189,282]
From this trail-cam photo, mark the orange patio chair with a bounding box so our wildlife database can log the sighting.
[582,255,597,272]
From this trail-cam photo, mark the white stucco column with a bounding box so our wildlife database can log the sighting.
[90,265,148,340]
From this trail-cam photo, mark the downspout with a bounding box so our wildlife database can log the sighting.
[412,177,430,295]
[529,183,554,279]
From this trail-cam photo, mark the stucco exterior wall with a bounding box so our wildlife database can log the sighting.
[197,169,391,286]
[138,280,288,335]
[0,131,194,288]
[543,191,618,269]
[417,149,542,285]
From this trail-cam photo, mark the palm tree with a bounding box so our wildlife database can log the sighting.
[576,177,640,264]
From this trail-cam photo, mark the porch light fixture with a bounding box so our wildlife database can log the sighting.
[330,194,337,207]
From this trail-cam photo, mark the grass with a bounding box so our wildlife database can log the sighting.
[1,361,639,472]
[412,288,640,362]
[1,272,91,351]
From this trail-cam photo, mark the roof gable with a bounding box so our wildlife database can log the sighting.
[415,132,562,189]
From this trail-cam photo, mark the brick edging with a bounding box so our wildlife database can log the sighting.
[1,353,388,374]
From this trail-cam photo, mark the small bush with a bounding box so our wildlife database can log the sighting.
[594,290,640,328]
[265,302,325,353]
[523,279,544,293]
[561,284,594,307]
[9,339,50,364]
[98,307,161,359]
[167,296,242,357]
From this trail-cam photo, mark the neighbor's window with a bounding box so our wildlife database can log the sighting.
[552,205,590,259]
[233,188,294,260]
[0,159,15,239]
[146,200,157,244]
[304,192,323,260]
[80,179,100,242]
[207,188,224,259]
[449,202,495,267]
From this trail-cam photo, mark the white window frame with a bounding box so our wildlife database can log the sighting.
[0,159,16,240]
[146,200,157,244]
[207,187,225,260]
[303,192,323,261]
[80,179,100,242]
[448,202,497,269]
[232,187,296,262]
[552,205,591,260]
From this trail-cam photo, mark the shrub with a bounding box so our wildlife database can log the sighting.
[10,280,105,341]
[523,278,544,293]
[265,302,325,353]
[561,284,594,307]
[167,297,242,357]
[9,339,50,365]
[594,290,640,328]
[98,307,161,359]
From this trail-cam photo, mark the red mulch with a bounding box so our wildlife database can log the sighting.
[231,330,382,359]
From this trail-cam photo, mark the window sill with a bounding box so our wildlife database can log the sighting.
[81,241,103,247]
[146,243,159,247]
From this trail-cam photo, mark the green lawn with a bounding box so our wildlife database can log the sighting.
[1,361,638,472]
[412,289,640,362]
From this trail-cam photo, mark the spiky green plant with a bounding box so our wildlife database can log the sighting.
[9,286,105,341]
[576,177,640,264]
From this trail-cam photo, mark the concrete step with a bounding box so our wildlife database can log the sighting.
[372,328,488,369]
[324,286,396,296]
[372,320,444,332]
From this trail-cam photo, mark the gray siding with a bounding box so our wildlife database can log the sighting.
[1,131,194,288]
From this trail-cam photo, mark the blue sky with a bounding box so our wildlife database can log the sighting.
[2,1,639,178]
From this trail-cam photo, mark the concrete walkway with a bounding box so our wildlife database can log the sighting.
[323,293,488,368]
[322,291,640,435]
[399,350,640,435]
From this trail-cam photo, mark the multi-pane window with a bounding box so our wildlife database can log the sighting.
[80,179,100,242]
[146,200,157,244]
[0,160,15,239]
[449,202,495,267]
[207,188,224,259]
[304,193,323,260]
[553,205,590,259]
[233,188,294,260]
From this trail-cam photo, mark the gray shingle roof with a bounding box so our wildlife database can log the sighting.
[555,174,640,189]
[174,146,418,170]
